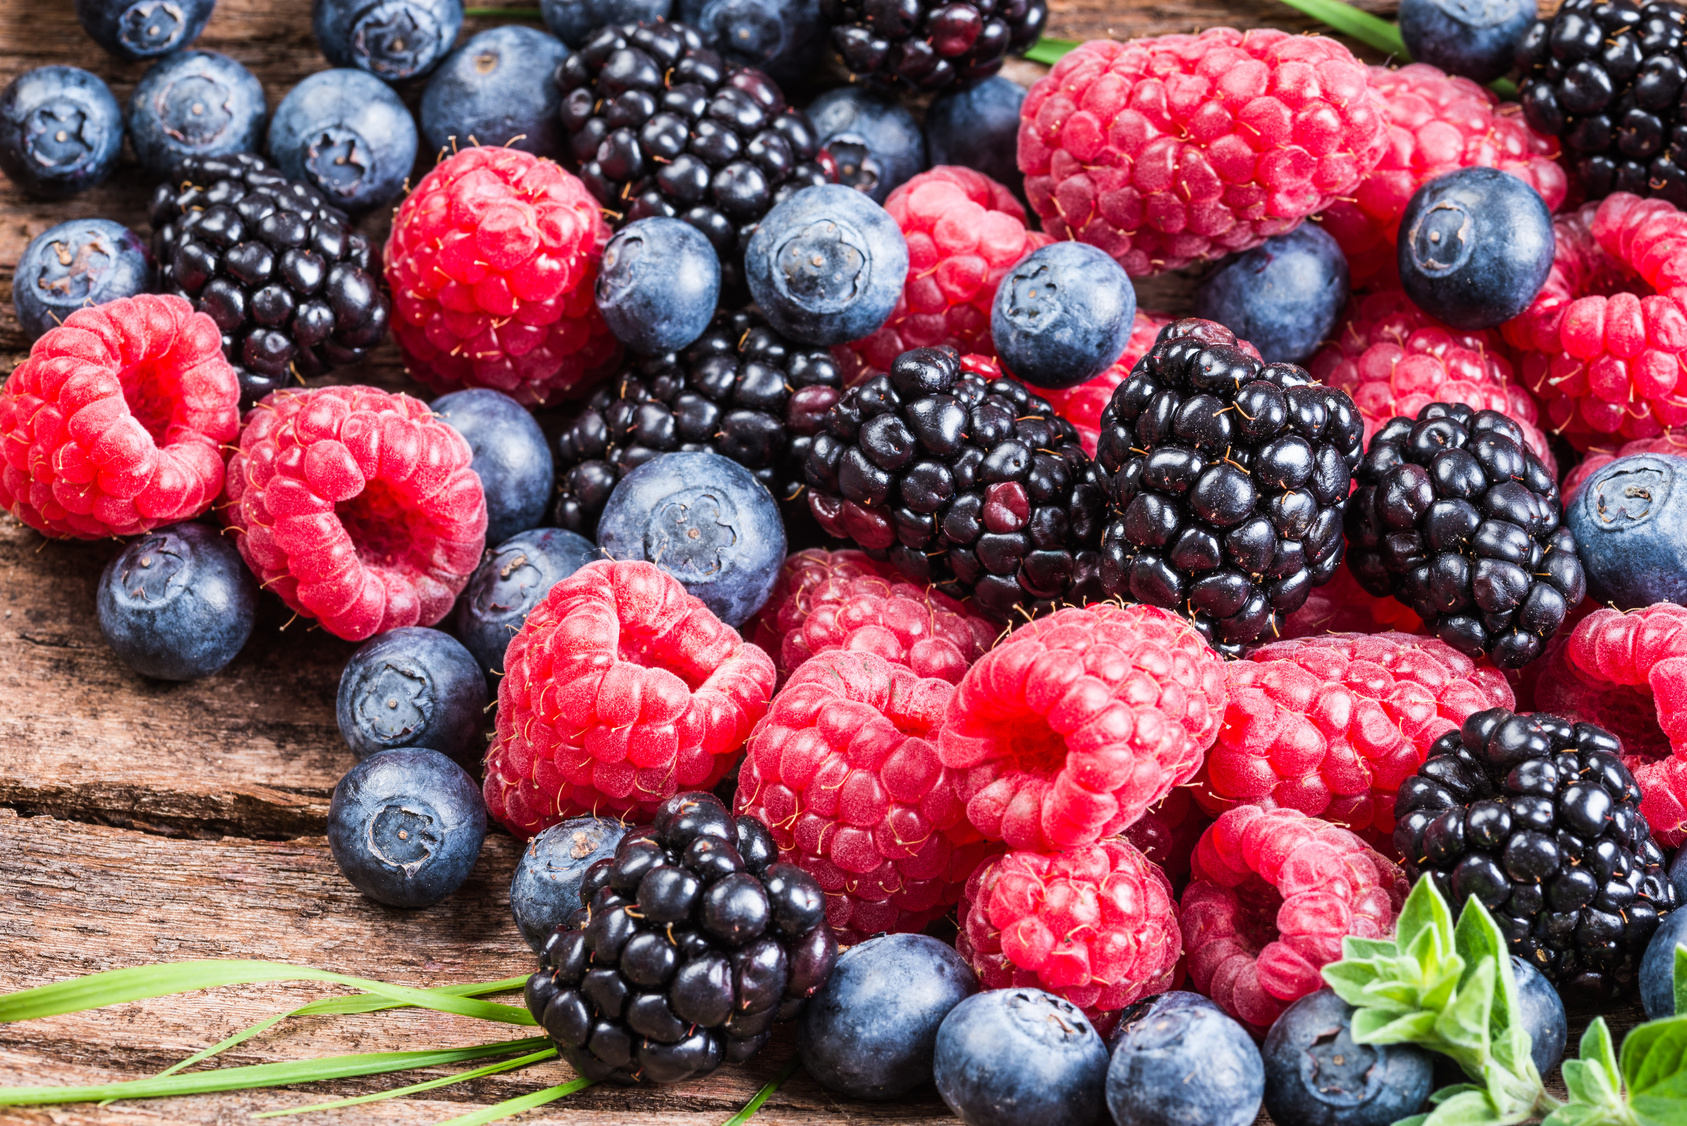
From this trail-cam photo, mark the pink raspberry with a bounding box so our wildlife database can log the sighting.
[1318,64,1565,287]
[734,649,994,944]
[485,560,776,836]
[1192,632,1515,845]
[1019,30,1388,276]
[0,294,239,539]
[1502,193,1687,446]
[221,385,487,641]
[956,837,1182,1035]
[1562,431,1687,500]
[1121,788,1210,889]
[938,603,1229,852]
[1039,310,1175,456]
[384,146,622,406]
[1181,805,1407,1034]
[1278,560,1424,641]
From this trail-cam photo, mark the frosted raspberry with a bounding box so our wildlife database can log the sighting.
[1562,431,1687,500]
[1279,560,1424,640]
[956,837,1182,1034]
[1040,311,1175,456]
[1121,788,1211,888]
[939,603,1229,852]
[486,560,776,836]
[221,385,488,641]
[1181,805,1407,1033]
[1502,193,1687,446]
[0,294,239,539]
[384,146,621,406]
[734,649,994,944]
[1192,632,1515,844]
[1019,30,1388,276]
[1318,64,1565,287]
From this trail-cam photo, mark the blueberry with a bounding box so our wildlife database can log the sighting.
[510,816,626,951]
[1106,991,1263,1126]
[314,0,465,82]
[430,388,555,546]
[1513,956,1568,1076]
[798,933,979,1100]
[1399,0,1533,84]
[596,218,722,354]
[420,25,569,159]
[336,627,488,764]
[127,50,267,180]
[677,0,825,86]
[992,240,1137,389]
[96,521,256,681]
[267,68,418,212]
[596,450,785,627]
[1397,167,1555,331]
[75,0,217,61]
[452,527,598,678]
[1195,224,1350,365]
[934,987,1110,1126]
[1564,454,1687,608]
[745,183,909,346]
[1262,989,1434,1126]
[539,0,671,47]
[805,85,926,204]
[327,747,486,908]
[1639,903,1687,1019]
[925,76,1026,198]
[0,66,123,199]
[13,218,153,342]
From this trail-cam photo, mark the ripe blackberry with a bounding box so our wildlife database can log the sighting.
[820,0,1047,91]
[523,791,839,1084]
[1345,402,1586,671]
[552,308,843,534]
[1092,319,1364,658]
[1393,707,1680,996]
[802,347,1106,620]
[554,19,831,293]
[149,153,389,407]
[1517,0,1687,205]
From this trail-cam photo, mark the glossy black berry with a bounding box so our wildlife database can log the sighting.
[819,0,1047,90]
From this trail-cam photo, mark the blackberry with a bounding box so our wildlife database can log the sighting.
[1092,319,1363,657]
[1393,708,1679,997]
[149,153,389,407]
[1345,403,1585,670]
[554,19,832,294]
[553,308,843,534]
[820,0,1047,90]
[803,346,1105,620]
[1517,0,1687,205]
[522,792,839,1085]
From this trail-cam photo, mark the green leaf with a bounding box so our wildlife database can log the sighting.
[1022,37,1081,66]
[1271,0,1405,58]
[1422,1088,1507,1126]
[251,1048,559,1118]
[720,1058,799,1126]
[1631,1095,1687,1126]
[1676,946,1687,1017]
[430,1080,589,1126]
[1541,1104,1605,1126]
[1432,1084,1487,1104]
[1343,936,1400,961]
[1398,1117,1432,1126]
[1622,1014,1687,1103]
[1353,1006,1438,1044]
[1324,960,1387,1006]
[1454,900,1519,1044]
[1435,959,1495,1052]
[1583,1019,1623,1091]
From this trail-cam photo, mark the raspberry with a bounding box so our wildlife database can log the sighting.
[938,603,1229,852]
[485,560,776,836]
[221,385,488,641]
[384,146,621,407]
[1018,30,1388,276]
[0,294,239,539]
[1317,64,1566,288]
[1181,804,1407,1033]
[733,649,994,944]
[955,837,1182,1034]
[835,166,1052,385]
[1120,788,1210,889]
[1039,311,1175,457]
[1501,193,1687,445]
[1278,560,1424,641]
[1562,431,1687,501]
[1192,632,1515,845]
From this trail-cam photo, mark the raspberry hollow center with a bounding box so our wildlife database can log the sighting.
[1228,875,1286,954]
[119,353,187,447]
[337,478,423,568]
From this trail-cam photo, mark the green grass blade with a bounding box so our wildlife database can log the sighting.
[720,1058,799,1126]
[1023,37,1081,66]
[430,1079,592,1126]
[251,1048,558,1118]
[1274,0,1406,56]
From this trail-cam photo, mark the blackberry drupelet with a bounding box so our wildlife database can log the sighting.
[1517,0,1687,205]
[820,0,1047,91]
[554,19,832,293]
[1393,708,1679,997]
[522,792,839,1085]
[803,346,1105,620]
[1345,403,1585,670]
[149,153,389,407]
[552,308,843,534]
[1092,319,1363,657]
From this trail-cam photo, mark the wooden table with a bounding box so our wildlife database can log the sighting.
[3,1,1642,1123]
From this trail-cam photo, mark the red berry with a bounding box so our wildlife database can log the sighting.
[1278,558,1425,640]
[1039,310,1174,456]
[221,384,488,641]
[486,559,776,836]
[384,146,622,406]
[1562,431,1687,501]
[0,294,239,539]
